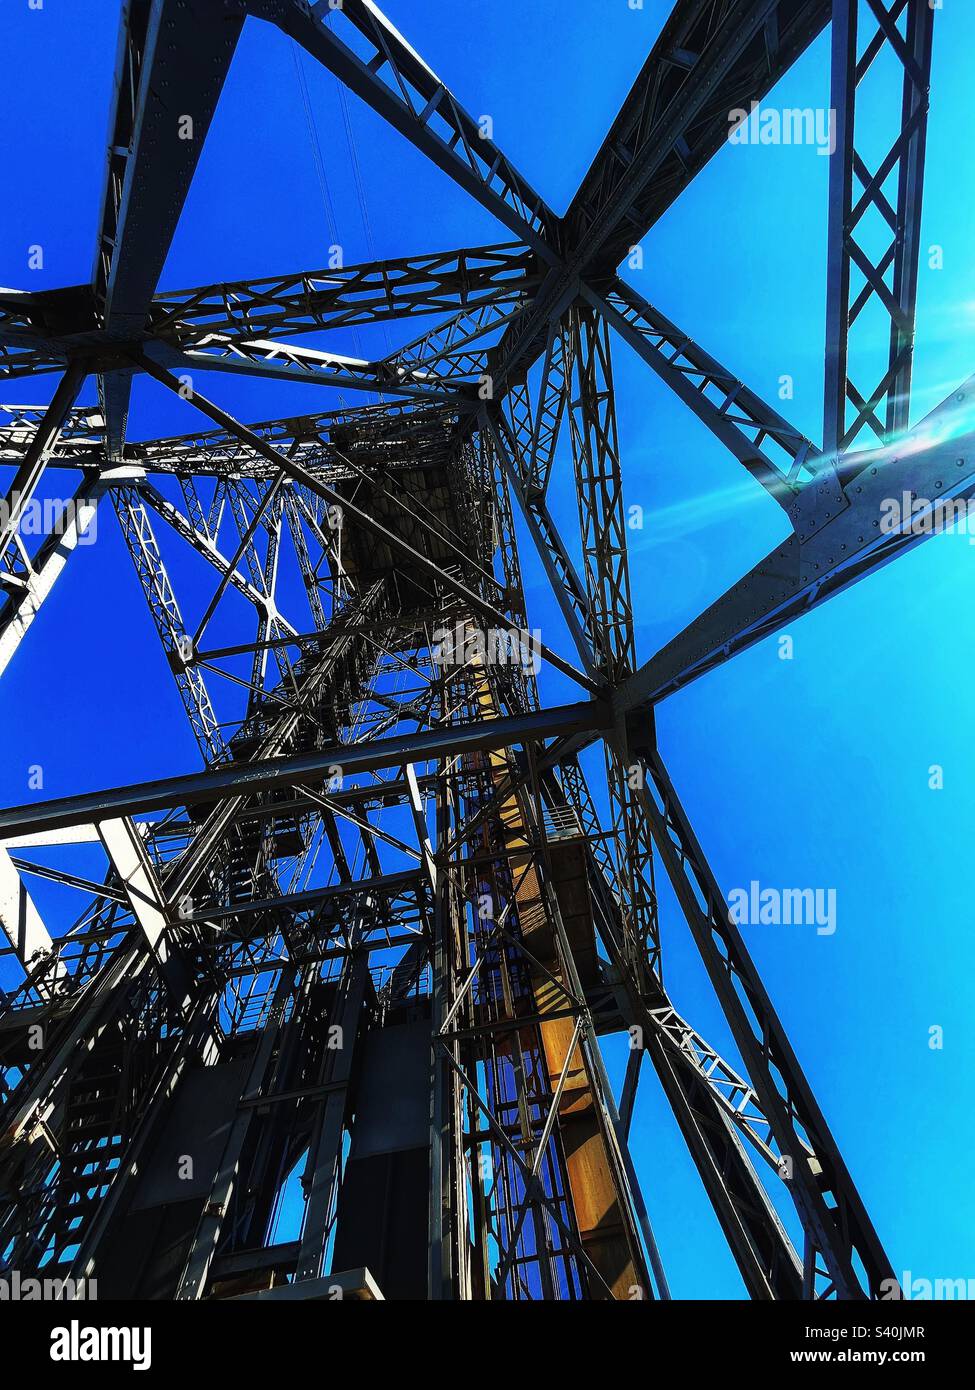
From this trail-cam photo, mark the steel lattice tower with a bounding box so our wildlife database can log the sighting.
[0,0,951,1301]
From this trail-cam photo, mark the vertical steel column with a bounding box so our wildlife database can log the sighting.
[824,0,935,456]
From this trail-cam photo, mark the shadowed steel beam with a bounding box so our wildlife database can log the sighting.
[293,952,369,1281]
[485,410,602,680]
[0,290,47,349]
[0,345,65,383]
[1,400,449,475]
[823,0,857,459]
[174,969,298,1300]
[149,243,541,340]
[566,305,636,681]
[99,376,133,465]
[1,246,540,358]
[0,403,105,465]
[145,337,471,404]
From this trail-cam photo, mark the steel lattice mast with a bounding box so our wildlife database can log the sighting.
[0,0,949,1300]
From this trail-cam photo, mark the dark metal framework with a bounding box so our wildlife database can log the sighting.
[0,0,954,1300]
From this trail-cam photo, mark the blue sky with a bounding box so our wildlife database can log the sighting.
[2,1,974,1297]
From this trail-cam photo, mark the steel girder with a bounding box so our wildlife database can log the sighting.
[148,243,541,341]
[487,410,602,681]
[112,483,228,766]
[562,308,661,993]
[93,1,243,333]
[0,401,460,477]
[567,308,636,684]
[0,403,106,461]
[141,335,473,404]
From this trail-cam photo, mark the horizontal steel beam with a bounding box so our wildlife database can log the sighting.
[1,246,540,357]
[0,701,610,839]
[144,338,469,404]
[0,400,458,478]
[150,243,541,341]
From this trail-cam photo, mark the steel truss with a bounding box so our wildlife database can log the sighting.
[0,0,956,1299]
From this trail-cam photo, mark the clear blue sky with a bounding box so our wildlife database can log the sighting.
[1,1,973,1297]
